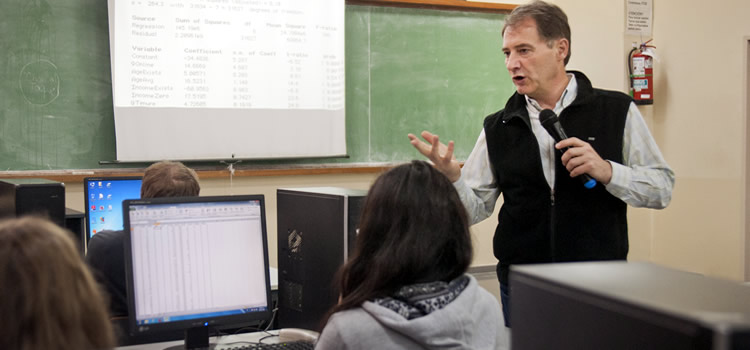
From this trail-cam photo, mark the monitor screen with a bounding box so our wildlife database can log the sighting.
[83,176,142,244]
[123,195,272,345]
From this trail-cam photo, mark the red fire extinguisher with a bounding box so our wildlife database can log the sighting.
[628,40,655,105]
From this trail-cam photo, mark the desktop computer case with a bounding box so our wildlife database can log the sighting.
[510,261,750,350]
[277,187,366,330]
[0,178,65,226]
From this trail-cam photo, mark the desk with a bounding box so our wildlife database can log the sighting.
[116,330,282,350]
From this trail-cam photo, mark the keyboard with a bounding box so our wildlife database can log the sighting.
[218,341,315,350]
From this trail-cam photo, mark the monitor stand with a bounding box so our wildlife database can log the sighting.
[163,326,215,350]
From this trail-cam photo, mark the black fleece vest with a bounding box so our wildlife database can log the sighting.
[484,71,632,285]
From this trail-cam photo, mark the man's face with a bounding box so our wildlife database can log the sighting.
[502,18,567,101]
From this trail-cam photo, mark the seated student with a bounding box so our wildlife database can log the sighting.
[315,160,503,350]
[86,161,200,317]
[0,216,115,350]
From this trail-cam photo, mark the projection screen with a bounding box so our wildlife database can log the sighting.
[108,0,346,162]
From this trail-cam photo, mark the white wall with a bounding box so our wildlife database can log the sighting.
[554,0,750,281]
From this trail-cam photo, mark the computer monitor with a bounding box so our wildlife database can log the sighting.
[83,176,142,245]
[123,195,272,349]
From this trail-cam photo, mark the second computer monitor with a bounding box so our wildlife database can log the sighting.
[83,176,142,245]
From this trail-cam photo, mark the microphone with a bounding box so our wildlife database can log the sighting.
[539,109,597,189]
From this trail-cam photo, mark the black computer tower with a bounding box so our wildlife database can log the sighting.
[277,187,367,330]
[511,261,750,350]
[0,178,66,227]
[64,207,85,255]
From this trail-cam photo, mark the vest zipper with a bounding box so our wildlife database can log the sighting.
[550,189,556,261]
[549,137,557,262]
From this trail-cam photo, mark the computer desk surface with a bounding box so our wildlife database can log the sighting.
[116,330,283,350]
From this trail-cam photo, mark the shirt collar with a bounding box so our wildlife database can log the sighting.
[525,73,578,115]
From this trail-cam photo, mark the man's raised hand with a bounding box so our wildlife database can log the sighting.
[408,131,461,182]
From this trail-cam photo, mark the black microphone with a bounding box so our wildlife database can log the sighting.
[539,109,597,189]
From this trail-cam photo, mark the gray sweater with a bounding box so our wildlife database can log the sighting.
[315,275,503,350]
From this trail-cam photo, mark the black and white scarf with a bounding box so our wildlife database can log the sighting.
[373,275,470,320]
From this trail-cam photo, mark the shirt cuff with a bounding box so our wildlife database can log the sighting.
[604,161,631,196]
[453,174,471,192]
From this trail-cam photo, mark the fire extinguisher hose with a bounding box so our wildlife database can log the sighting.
[627,46,638,91]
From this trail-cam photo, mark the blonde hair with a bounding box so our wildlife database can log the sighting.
[0,217,115,350]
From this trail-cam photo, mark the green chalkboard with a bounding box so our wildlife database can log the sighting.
[0,2,512,171]
[0,0,114,171]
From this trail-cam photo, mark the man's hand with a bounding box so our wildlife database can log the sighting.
[408,131,461,182]
[556,137,613,185]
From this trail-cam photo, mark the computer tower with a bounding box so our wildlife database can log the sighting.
[0,178,65,227]
[511,261,750,350]
[277,187,367,330]
[64,207,85,255]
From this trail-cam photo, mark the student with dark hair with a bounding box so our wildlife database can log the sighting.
[315,160,503,349]
[87,160,200,317]
[0,216,115,350]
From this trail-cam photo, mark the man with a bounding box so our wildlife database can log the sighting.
[86,161,200,317]
[408,0,674,327]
